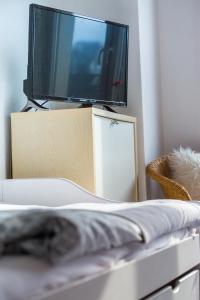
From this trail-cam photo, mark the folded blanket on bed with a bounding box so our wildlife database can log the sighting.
[0,206,142,263]
[0,199,200,263]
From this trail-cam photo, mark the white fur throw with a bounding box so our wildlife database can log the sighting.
[169,147,200,200]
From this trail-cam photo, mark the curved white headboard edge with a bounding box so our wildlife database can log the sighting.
[0,178,110,206]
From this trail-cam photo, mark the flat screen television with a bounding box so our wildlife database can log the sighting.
[24,4,129,107]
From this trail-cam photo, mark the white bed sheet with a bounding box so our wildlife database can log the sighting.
[0,227,195,300]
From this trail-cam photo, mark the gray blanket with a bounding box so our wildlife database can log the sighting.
[1,199,200,264]
[0,208,141,263]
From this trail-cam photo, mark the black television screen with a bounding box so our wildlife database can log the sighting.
[25,4,129,106]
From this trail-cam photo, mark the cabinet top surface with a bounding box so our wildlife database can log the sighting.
[11,107,136,123]
[92,108,136,123]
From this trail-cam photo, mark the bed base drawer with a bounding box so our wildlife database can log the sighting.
[145,269,199,300]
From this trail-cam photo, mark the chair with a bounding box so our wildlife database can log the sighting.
[146,154,192,201]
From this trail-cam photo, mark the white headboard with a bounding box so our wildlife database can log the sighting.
[0,178,109,206]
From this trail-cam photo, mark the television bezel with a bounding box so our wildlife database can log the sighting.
[26,4,129,106]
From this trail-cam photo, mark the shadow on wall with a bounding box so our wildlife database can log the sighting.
[0,0,29,179]
[3,57,24,179]
[146,175,163,200]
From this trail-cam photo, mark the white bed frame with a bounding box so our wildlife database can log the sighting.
[0,178,199,300]
[39,235,199,300]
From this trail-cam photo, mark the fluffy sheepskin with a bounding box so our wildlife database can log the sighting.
[169,146,200,200]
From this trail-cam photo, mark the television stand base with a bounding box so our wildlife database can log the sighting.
[21,99,49,112]
[78,103,92,108]
[78,104,117,113]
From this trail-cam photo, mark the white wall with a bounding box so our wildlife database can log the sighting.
[158,0,200,153]
[0,0,147,199]
[138,0,163,198]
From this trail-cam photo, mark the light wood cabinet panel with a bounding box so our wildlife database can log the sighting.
[11,107,138,201]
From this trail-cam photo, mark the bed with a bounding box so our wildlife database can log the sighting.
[0,178,199,300]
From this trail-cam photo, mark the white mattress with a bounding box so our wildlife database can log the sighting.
[0,227,195,300]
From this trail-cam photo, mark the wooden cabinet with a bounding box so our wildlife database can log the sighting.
[11,107,138,201]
